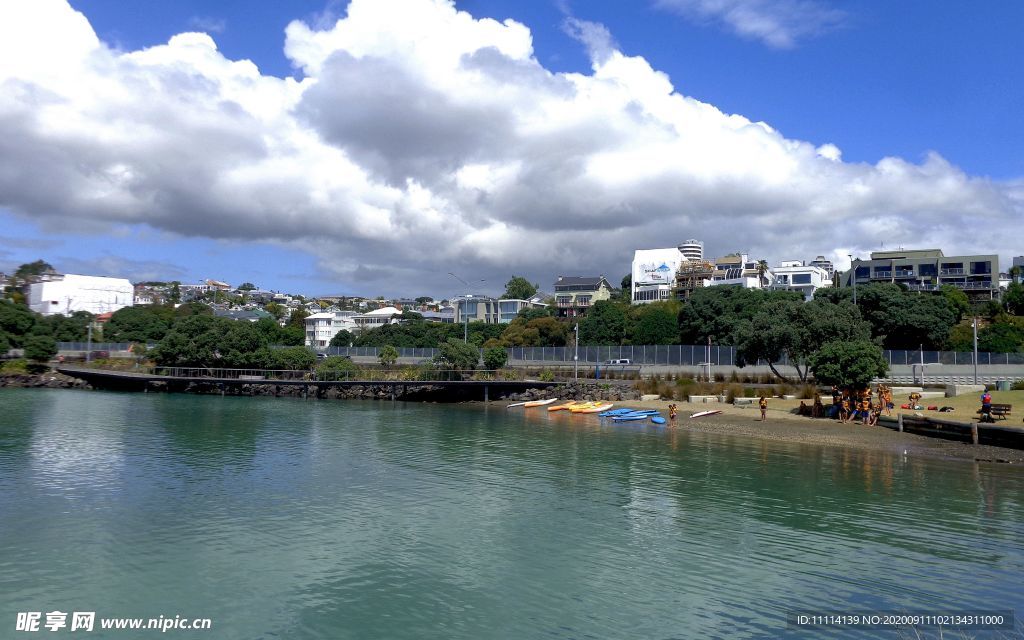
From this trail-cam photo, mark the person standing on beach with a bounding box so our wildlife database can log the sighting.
[759,395,768,421]
[668,403,678,420]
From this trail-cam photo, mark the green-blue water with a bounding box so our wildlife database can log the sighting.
[1,389,1022,639]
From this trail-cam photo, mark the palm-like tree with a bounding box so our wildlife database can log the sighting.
[756,260,770,287]
[1010,265,1022,284]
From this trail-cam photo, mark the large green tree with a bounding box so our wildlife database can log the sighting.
[678,287,801,345]
[855,283,957,349]
[1003,282,1024,315]
[267,346,317,370]
[807,340,889,388]
[104,305,174,343]
[978,319,1024,353]
[625,301,680,345]
[0,300,37,346]
[736,299,871,381]
[578,300,627,345]
[503,276,538,301]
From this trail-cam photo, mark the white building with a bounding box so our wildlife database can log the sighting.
[770,261,833,301]
[705,254,772,290]
[28,274,134,316]
[352,306,403,331]
[678,239,704,262]
[304,311,359,349]
[632,248,688,304]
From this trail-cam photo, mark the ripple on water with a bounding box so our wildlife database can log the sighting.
[1,390,1022,639]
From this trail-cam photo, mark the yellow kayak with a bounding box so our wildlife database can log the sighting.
[573,403,614,414]
[567,402,602,413]
[548,401,581,411]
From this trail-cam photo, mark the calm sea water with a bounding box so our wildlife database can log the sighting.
[1,389,1022,639]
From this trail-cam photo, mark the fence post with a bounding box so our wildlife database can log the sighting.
[897,413,903,433]
[971,422,979,445]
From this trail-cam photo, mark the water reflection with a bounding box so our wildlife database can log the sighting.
[0,390,1021,639]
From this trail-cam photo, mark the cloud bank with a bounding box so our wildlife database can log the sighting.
[0,0,1020,295]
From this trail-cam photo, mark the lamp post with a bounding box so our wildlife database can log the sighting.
[847,254,857,306]
[448,272,485,343]
[973,316,979,385]
[574,323,579,381]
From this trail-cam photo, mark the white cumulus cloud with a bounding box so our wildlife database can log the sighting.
[654,0,847,48]
[0,0,1020,296]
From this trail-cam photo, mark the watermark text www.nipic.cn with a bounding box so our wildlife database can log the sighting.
[15,611,212,633]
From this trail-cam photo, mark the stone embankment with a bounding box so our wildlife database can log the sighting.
[0,372,91,389]
[505,382,640,403]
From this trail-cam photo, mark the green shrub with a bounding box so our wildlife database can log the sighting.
[316,356,360,379]
[1,358,30,374]
[1012,380,1024,391]
[539,369,555,382]
[23,335,57,363]
[378,345,399,367]
[483,346,508,370]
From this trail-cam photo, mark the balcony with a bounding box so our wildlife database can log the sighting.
[940,268,965,276]
[894,270,915,278]
[906,284,938,292]
[873,271,892,279]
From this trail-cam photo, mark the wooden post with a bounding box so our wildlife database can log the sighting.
[484,384,489,403]
[897,413,903,433]
[971,422,979,445]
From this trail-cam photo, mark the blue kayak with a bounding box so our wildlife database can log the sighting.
[650,416,666,424]
[611,415,649,422]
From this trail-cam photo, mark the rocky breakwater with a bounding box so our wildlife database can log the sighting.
[506,382,640,403]
[0,371,91,390]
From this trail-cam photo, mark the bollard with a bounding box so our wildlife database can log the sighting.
[484,384,489,403]
[971,422,979,445]
[897,413,903,433]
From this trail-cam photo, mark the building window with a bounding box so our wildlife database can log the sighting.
[919,264,937,276]
[970,261,991,275]
[855,266,870,279]
[792,274,812,285]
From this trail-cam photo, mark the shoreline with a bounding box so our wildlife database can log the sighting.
[6,372,1022,464]
[497,398,1024,465]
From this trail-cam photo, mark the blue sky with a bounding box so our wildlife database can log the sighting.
[1,0,1021,296]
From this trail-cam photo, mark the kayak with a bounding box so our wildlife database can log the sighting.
[523,398,558,407]
[574,403,614,414]
[650,416,666,424]
[598,408,635,416]
[612,414,649,422]
[548,401,581,411]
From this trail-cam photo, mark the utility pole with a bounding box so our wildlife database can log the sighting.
[973,316,979,385]
[86,323,93,363]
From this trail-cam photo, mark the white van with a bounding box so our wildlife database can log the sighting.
[606,358,631,365]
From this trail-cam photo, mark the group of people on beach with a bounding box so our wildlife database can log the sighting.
[828,384,894,426]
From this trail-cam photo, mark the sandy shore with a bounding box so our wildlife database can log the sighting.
[498,398,1024,465]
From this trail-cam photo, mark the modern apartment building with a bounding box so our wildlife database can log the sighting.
[840,249,1000,298]
[808,255,836,279]
[678,239,704,262]
[770,261,833,301]
[553,276,613,318]
[453,296,547,324]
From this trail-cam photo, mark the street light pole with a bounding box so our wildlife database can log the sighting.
[847,254,857,306]
[448,272,485,343]
[574,323,579,381]
[973,316,979,385]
